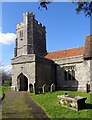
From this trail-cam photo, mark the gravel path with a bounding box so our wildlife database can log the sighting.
[1,91,51,120]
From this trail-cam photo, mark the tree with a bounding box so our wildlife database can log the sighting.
[75,1,92,16]
[0,65,12,86]
[39,0,92,16]
[39,0,52,10]
[1,71,12,86]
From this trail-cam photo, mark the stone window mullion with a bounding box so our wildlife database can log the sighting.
[72,69,75,80]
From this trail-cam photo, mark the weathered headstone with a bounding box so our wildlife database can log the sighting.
[42,84,46,93]
[50,83,55,92]
[86,81,90,93]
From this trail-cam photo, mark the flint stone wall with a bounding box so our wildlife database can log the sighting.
[12,54,56,93]
[35,55,56,93]
[90,59,92,92]
[54,55,90,92]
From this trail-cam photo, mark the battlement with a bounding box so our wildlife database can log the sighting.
[34,19,46,30]
[17,22,23,26]
[23,12,45,29]
[16,12,46,30]
[23,12,35,22]
[23,12,35,16]
[16,22,24,30]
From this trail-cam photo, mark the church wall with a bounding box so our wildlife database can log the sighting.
[16,22,28,56]
[90,59,92,92]
[12,60,35,91]
[33,20,47,56]
[55,55,90,92]
[35,56,56,93]
[75,60,90,91]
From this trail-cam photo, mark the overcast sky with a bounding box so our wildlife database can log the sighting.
[1,2,90,66]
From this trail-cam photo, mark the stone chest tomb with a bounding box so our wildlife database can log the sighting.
[58,94,87,111]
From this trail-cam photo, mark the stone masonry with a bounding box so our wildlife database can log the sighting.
[12,12,55,93]
[12,12,92,93]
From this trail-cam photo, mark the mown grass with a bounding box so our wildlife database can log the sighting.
[0,86,11,99]
[2,86,11,92]
[29,90,92,119]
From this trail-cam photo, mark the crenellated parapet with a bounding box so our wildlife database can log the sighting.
[34,19,46,30]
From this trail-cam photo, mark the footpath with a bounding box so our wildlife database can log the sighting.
[1,91,51,120]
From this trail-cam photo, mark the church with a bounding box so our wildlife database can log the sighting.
[11,12,92,94]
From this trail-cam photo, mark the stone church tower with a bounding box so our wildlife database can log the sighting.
[14,12,47,57]
[11,12,56,93]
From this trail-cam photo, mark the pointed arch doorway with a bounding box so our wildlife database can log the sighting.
[17,73,28,91]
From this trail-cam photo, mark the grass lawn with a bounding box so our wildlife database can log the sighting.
[2,86,11,92]
[29,90,92,119]
[0,86,11,99]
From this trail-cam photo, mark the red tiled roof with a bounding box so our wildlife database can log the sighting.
[45,47,85,60]
[84,35,92,59]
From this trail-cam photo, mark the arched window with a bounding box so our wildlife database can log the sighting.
[64,66,75,81]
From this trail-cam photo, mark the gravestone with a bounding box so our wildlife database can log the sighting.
[42,84,46,93]
[50,83,55,92]
[86,81,90,93]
